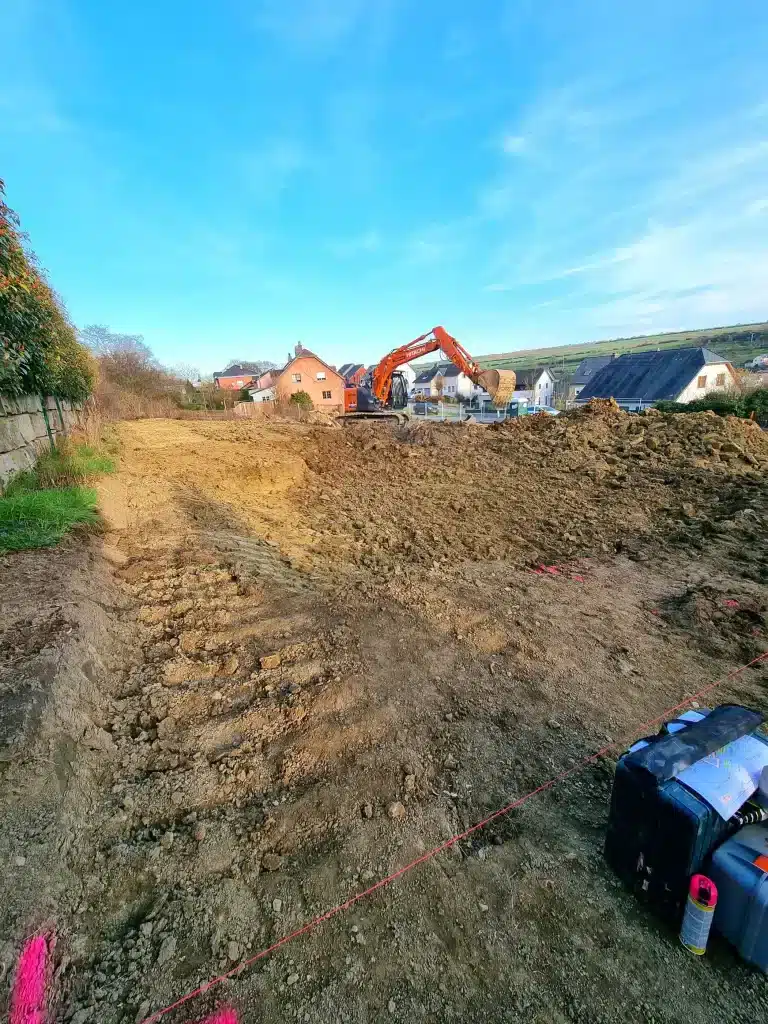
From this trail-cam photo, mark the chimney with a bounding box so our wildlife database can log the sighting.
[295,342,303,356]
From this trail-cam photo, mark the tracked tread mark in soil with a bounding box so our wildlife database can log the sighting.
[106,544,354,875]
[201,530,314,593]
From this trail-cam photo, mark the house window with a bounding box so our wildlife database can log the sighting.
[292,373,302,383]
[322,390,332,400]
[697,375,707,389]
[316,372,326,380]
[716,373,726,386]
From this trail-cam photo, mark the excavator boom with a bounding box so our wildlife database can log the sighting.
[339,326,516,423]
[371,326,516,408]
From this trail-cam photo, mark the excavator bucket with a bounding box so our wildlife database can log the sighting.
[478,369,517,408]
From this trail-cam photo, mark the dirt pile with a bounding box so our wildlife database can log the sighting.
[302,405,768,580]
[1,415,767,1024]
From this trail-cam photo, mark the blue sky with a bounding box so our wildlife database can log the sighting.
[2,1,768,373]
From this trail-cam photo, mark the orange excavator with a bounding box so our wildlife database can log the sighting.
[340,326,517,424]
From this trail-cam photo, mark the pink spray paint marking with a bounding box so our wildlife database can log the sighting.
[198,1012,238,1024]
[10,935,49,1024]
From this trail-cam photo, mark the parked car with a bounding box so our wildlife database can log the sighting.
[527,404,560,416]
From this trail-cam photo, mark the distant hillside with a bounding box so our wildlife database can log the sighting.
[472,322,768,379]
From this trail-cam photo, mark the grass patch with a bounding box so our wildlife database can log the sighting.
[0,486,100,552]
[3,439,116,496]
[0,438,116,553]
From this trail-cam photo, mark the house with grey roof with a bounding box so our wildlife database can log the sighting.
[411,361,473,399]
[338,363,367,386]
[213,362,267,391]
[568,355,617,402]
[576,347,735,411]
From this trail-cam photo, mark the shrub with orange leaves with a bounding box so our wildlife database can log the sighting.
[0,180,94,401]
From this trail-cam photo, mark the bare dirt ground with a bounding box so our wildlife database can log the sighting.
[2,407,768,1024]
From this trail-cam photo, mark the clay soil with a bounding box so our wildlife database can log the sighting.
[2,406,768,1024]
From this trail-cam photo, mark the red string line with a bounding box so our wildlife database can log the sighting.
[140,650,768,1024]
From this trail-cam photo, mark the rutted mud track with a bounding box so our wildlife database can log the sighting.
[1,412,767,1024]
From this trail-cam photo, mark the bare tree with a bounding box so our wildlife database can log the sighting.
[223,357,278,374]
[171,362,202,384]
[80,324,170,396]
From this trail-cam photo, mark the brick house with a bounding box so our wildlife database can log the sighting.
[251,345,346,409]
[338,363,367,386]
[254,368,277,390]
[213,362,265,390]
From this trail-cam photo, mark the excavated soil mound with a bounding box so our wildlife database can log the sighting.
[302,405,768,579]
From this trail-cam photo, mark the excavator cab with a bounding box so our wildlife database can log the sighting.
[343,371,409,422]
[388,372,408,410]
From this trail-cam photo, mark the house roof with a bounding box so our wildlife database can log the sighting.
[412,361,464,384]
[515,367,553,389]
[413,365,440,384]
[572,355,615,385]
[214,362,264,379]
[277,349,345,383]
[577,347,728,403]
[436,363,461,378]
[338,363,365,381]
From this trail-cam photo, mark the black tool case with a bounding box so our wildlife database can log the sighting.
[604,704,767,921]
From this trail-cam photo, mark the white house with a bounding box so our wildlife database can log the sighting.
[576,347,736,411]
[398,363,418,391]
[249,386,276,403]
[411,361,472,398]
[514,368,556,408]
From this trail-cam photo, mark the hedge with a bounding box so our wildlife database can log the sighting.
[0,180,94,402]
[655,388,768,424]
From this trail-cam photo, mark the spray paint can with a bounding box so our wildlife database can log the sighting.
[680,874,718,955]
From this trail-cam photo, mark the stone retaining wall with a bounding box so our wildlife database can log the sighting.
[0,394,82,486]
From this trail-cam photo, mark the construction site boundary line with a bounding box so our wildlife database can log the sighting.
[140,650,768,1024]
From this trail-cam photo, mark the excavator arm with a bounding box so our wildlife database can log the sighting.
[371,326,515,407]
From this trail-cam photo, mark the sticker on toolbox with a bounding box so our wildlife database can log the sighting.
[629,710,768,820]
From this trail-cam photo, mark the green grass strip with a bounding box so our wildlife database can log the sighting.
[0,486,100,553]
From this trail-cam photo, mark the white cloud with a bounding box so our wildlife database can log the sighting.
[327,230,380,257]
[251,0,368,52]
[577,214,768,333]
[476,68,768,338]
[501,134,527,155]
[240,140,306,199]
[402,222,466,266]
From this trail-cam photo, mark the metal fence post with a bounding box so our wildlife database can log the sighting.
[39,395,56,451]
